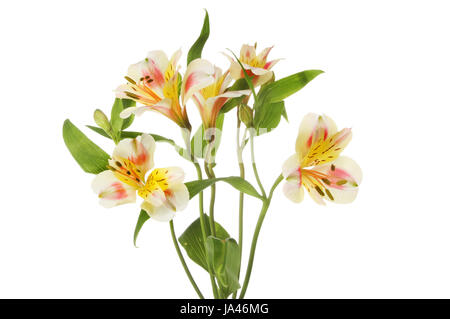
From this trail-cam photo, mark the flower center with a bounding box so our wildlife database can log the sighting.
[137,168,169,199]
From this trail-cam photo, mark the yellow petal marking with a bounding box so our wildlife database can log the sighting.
[137,168,170,199]
[301,128,351,167]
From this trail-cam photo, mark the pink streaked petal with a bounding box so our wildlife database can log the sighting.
[182,59,215,105]
[240,44,256,63]
[256,46,273,63]
[264,59,281,70]
[316,156,362,188]
[164,167,185,184]
[144,188,166,207]
[91,171,136,208]
[252,71,274,87]
[295,113,338,160]
[164,183,189,212]
[145,50,170,88]
[113,134,156,176]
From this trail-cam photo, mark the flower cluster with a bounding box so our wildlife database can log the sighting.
[62,11,362,299]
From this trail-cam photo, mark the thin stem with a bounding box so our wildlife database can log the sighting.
[204,140,217,237]
[182,129,219,299]
[169,220,204,299]
[233,114,246,299]
[239,174,283,299]
[250,131,267,198]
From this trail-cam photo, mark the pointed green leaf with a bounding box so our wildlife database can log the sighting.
[206,236,241,298]
[63,119,110,174]
[185,176,262,200]
[121,99,136,130]
[253,70,323,134]
[256,70,324,106]
[133,209,150,247]
[110,98,124,140]
[178,215,229,271]
[187,10,210,65]
[255,101,285,135]
[86,126,176,144]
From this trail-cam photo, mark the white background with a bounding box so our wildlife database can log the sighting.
[1,0,449,298]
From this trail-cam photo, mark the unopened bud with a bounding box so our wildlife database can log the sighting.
[239,104,253,127]
[94,109,112,133]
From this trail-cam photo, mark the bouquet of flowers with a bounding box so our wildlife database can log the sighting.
[62,11,362,299]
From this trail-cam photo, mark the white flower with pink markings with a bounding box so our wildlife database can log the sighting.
[91,134,189,221]
[282,113,362,205]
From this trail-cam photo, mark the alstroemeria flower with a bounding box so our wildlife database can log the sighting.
[226,44,280,87]
[116,50,191,129]
[91,134,189,221]
[181,59,250,129]
[282,113,362,205]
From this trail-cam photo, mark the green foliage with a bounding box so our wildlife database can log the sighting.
[133,210,150,247]
[178,215,230,271]
[187,10,210,65]
[254,70,324,135]
[206,236,241,298]
[62,119,110,174]
[185,176,262,200]
[121,99,136,130]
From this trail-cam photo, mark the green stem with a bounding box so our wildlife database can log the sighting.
[182,129,219,299]
[169,220,204,299]
[250,131,267,198]
[204,140,217,237]
[239,174,283,299]
[233,115,246,299]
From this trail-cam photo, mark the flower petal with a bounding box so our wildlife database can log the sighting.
[164,167,185,184]
[144,50,170,88]
[256,46,273,64]
[182,59,215,105]
[91,171,136,208]
[295,113,338,160]
[282,154,301,179]
[165,183,190,212]
[240,44,257,63]
[141,201,175,222]
[283,181,304,203]
[315,156,362,204]
[113,134,156,176]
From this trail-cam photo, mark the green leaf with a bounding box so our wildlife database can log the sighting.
[86,126,175,143]
[187,10,210,65]
[254,101,285,135]
[133,210,150,247]
[254,70,324,134]
[63,119,110,174]
[256,70,324,105]
[110,98,124,140]
[190,113,224,158]
[121,99,136,130]
[178,215,229,271]
[206,237,241,298]
[185,176,262,200]
[221,79,249,113]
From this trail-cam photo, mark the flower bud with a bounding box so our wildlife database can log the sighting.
[94,109,112,133]
[239,104,253,127]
